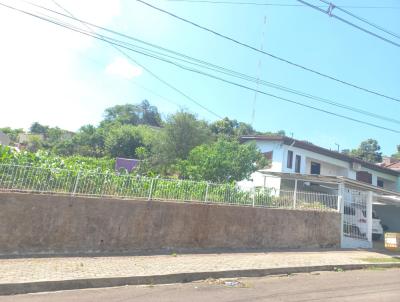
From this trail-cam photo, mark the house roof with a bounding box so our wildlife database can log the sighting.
[241,135,400,177]
[384,161,400,171]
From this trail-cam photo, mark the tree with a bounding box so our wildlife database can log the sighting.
[260,130,286,136]
[210,117,238,137]
[68,125,105,157]
[104,125,143,158]
[102,100,162,127]
[209,117,255,138]
[158,111,212,164]
[343,139,382,163]
[392,145,400,159]
[30,122,49,135]
[52,140,75,156]
[46,127,64,145]
[136,100,162,127]
[103,104,140,126]
[26,135,43,152]
[178,139,267,182]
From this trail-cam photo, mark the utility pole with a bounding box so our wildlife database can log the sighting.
[251,15,267,126]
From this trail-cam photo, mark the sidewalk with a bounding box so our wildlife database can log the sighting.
[1,250,400,295]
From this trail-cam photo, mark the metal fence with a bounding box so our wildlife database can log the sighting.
[0,164,338,211]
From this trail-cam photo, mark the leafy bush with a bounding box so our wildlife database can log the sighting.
[0,145,114,171]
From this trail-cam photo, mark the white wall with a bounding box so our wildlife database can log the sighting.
[304,158,348,177]
[255,141,285,172]
[238,141,284,191]
[281,144,350,175]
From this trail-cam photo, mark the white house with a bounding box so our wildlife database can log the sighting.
[240,136,400,193]
[239,136,400,249]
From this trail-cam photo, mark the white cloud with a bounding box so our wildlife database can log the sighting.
[0,0,121,131]
[105,57,143,79]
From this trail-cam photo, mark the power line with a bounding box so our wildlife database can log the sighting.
[136,0,400,104]
[298,0,400,48]
[165,0,400,9]
[318,0,400,41]
[108,33,400,125]
[25,0,400,105]
[11,1,400,125]
[5,1,400,127]
[24,0,400,125]
[50,0,221,119]
[2,2,399,134]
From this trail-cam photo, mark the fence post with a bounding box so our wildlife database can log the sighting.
[366,191,373,247]
[204,182,209,203]
[337,184,343,212]
[252,187,256,207]
[293,179,298,209]
[72,170,81,196]
[148,178,155,201]
[338,183,345,248]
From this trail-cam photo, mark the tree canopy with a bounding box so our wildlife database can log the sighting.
[104,125,143,158]
[29,122,49,135]
[8,99,398,183]
[177,139,267,182]
[158,111,212,163]
[103,100,162,127]
[342,139,382,163]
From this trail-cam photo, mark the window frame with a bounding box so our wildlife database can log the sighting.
[287,150,293,169]
[310,161,321,175]
[295,155,301,173]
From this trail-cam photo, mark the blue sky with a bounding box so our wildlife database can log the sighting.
[0,0,399,155]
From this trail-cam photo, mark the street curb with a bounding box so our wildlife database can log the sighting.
[1,263,400,296]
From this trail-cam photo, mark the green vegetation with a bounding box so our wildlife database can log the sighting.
[0,145,114,171]
[1,100,286,182]
[178,139,267,182]
[341,139,382,163]
[361,257,400,263]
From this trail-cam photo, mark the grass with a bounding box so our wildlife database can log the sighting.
[364,266,388,271]
[361,257,400,263]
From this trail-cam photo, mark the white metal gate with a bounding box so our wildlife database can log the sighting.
[340,186,373,249]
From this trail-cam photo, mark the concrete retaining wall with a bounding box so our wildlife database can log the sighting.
[0,192,341,255]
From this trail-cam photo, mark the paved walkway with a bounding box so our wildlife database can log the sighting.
[1,250,399,284]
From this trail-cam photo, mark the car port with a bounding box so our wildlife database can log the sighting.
[373,196,400,250]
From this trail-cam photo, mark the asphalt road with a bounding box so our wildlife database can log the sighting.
[1,268,400,301]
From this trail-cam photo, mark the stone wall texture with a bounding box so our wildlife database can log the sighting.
[0,192,341,255]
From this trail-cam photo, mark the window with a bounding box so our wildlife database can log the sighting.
[287,150,293,169]
[310,162,321,175]
[377,179,384,188]
[262,151,273,169]
[295,155,301,173]
[356,171,372,184]
[263,151,273,161]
